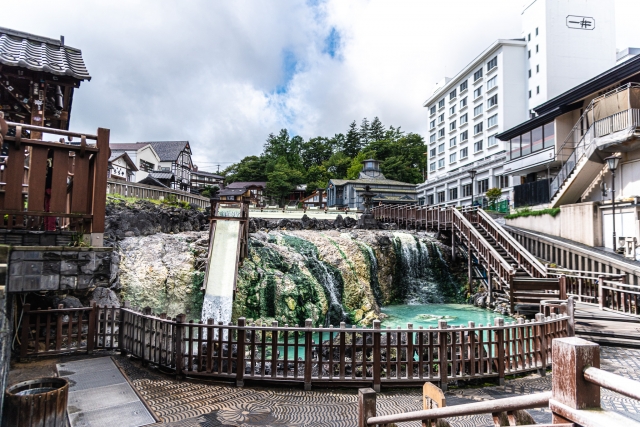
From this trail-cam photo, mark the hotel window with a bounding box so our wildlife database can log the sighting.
[430,120,436,129]
[473,68,483,81]
[474,122,483,135]
[532,125,543,152]
[449,105,456,116]
[449,89,457,100]
[438,99,445,109]
[430,105,436,115]
[449,153,457,163]
[460,130,468,142]
[438,143,445,154]
[527,33,531,41]
[495,175,507,189]
[528,90,532,98]
[521,129,531,156]
[438,128,445,138]
[460,80,468,92]
[528,69,531,78]
[536,45,539,53]
[536,86,540,94]
[487,56,497,71]
[140,160,155,172]
[449,136,457,147]
[429,148,436,157]
[528,50,531,58]
[487,75,497,90]
[473,86,482,98]
[438,113,445,123]
[544,122,555,148]
[460,97,468,108]
[487,94,498,108]
[430,162,436,172]
[488,134,498,147]
[449,187,458,200]
[536,64,539,73]
[487,114,498,128]
[536,27,539,36]
[462,183,472,197]
[449,121,456,131]
[478,178,489,194]
[430,133,436,143]
[473,104,483,117]
[437,191,445,203]
[438,158,445,168]
[427,194,434,205]
[460,147,468,159]
[460,113,468,125]
[474,140,483,152]
[510,135,521,159]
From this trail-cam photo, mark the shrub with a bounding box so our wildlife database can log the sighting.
[504,207,560,220]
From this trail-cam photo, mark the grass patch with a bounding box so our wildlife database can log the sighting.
[504,207,560,220]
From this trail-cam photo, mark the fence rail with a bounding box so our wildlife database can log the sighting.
[107,180,210,208]
[0,120,109,234]
[17,301,571,390]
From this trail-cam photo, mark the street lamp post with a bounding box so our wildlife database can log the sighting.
[605,155,621,251]
[468,169,477,207]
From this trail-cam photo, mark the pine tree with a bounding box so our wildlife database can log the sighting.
[369,116,385,141]
[343,120,361,158]
[360,118,370,147]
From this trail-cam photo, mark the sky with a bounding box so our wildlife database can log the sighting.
[4,0,640,171]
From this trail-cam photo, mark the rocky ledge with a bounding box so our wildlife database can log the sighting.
[249,214,399,232]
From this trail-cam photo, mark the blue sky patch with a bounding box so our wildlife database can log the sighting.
[323,27,341,59]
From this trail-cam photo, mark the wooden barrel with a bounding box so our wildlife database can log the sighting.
[3,377,69,427]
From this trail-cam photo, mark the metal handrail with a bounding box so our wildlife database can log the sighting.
[477,209,547,277]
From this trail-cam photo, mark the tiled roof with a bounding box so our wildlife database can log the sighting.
[329,177,416,187]
[149,170,175,180]
[143,141,189,162]
[0,27,91,81]
[110,143,151,151]
[219,188,247,196]
[138,175,168,188]
[192,170,224,179]
[108,152,138,171]
[226,181,267,189]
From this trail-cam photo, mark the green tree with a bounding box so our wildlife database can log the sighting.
[486,187,503,206]
[346,151,375,179]
[223,156,268,184]
[265,159,305,206]
[369,116,385,142]
[201,185,220,198]
[360,117,370,146]
[343,121,361,158]
[323,152,352,179]
[305,165,330,191]
[301,137,334,169]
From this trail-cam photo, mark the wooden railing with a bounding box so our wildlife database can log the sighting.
[106,179,210,209]
[360,337,640,427]
[0,121,109,236]
[18,301,571,391]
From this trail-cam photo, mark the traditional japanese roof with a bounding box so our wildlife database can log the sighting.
[329,178,416,187]
[219,188,248,196]
[143,141,190,162]
[108,152,138,171]
[149,170,175,181]
[226,181,267,189]
[138,175,168,188]
[192,170,224,179]
[110,143,151,151]
[0,27,91,81]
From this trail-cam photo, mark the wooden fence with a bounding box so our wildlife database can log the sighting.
[106,179,210,209]
[19,302,571,390]
[0,121,109,235]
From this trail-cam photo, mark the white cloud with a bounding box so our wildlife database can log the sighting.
[3,0,640,170]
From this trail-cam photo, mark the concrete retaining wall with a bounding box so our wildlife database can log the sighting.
[506,201,602,247]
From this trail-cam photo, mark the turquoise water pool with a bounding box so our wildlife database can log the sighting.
[380,303,503,329]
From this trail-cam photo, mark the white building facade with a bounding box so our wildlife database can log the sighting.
[418,40,528,207]
[419,0,618,207]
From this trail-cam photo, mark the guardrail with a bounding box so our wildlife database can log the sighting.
[360,337,640,427]
[18,302,570,391]
[106,179,210,209]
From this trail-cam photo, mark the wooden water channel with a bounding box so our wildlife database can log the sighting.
[19,302,571,391]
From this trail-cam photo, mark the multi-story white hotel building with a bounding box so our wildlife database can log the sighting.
[418,0,616,207]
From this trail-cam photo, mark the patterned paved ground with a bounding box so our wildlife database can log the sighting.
[114,346,640,427]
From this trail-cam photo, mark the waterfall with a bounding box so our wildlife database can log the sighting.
[313,259,348,325]
[358,242,382,305]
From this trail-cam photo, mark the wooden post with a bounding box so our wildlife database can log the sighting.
[495,318,505,386]
[373,320,381,392]
[141,307,152,366]
[598,275,604,310]
[236,317,246,387]
[175,313,186,380]
[559,275,567,300]
[535,313,547,376]
[487,270,493,305]
[438,320,448,391]
[358,388,377,427]
[90,127,110,246]
[304,319,312,391]
[451,232,456,261]
[550,337,600,424]
[87,301,96,354]
[467,244,473,296]
[567,297,575,337]
[119,301,130,356]
[20,304,31,360]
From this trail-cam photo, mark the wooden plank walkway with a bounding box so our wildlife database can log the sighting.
[574,302,640,347]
